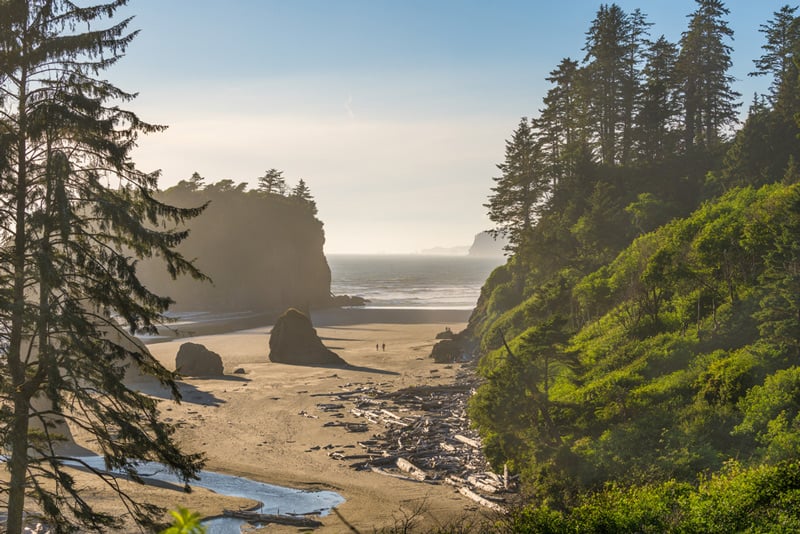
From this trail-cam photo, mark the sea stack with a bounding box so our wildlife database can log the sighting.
[269,308,347,366]
[175,342,225,377]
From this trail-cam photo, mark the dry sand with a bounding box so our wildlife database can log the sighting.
[74,307,490,532]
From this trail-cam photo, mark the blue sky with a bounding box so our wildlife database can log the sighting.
[112,1,792,253]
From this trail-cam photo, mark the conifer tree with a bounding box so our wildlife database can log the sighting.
[750,5,800,115]
[290,178,317,215]
[676,0,741,150]
[583,3,630,165]
[637,35,681,161]
[257,168,287,195]
[621,8,652,165]
[0,1,206,531]
[537,57,586,188]
[485,118,548,255]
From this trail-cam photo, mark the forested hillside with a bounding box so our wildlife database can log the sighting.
[137,171,332,312]
[465,2,800,530]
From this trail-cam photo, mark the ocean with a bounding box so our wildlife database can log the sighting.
[327,254,504,310]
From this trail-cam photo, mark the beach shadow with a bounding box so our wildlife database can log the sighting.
[188,374,251,383]
[177,383,226,407]
[271,361,399,376]
[319,336,363,342]
[141,381,229,407]
[345,364,400,376]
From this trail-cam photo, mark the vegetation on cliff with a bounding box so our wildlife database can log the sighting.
[466,2,800,530]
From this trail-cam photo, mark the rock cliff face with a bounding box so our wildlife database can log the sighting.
[136,183,332,312]
[468,231,507,258]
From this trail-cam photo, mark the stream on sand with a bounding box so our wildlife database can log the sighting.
[74,456,344,533]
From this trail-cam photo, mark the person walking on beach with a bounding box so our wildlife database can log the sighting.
[382,343,386,351]
[376,343,379,351]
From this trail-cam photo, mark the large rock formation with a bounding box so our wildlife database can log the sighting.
[269,308,347,366]
[175,342,225,376]
[136,182,333,312]
[468,231,508,258]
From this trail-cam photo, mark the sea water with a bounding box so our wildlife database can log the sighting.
[328,254,504,309]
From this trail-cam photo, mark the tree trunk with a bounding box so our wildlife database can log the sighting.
[7,64,30,534]
[6,394,31,534]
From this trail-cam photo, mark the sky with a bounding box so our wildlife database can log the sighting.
[110,0,792,254]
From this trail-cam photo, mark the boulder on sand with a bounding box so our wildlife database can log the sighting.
[269,308,347,366]
[430,339,461,363]
[175,342,225,377]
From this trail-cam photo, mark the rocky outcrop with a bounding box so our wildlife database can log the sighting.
[175,342,225,376]
[468,231,507,258]
[430,339,461,363]
[435,327,455,340]
[329,294,368,307]
[269,308,347,366]
[136,182,332,312]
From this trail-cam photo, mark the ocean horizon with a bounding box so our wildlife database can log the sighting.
[328,253,504,310]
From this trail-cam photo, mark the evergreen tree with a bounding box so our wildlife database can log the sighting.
[750,5,800,115]
[676,0,741,151]
[188,171,206,190]
[257,168,287,195]
[537,58,586,188]
[485,118,548,255]
[621,9,652,165]
[0,1,206,531]
[636,36,681,161]
[290,178,317,215]
[583,3,630,165]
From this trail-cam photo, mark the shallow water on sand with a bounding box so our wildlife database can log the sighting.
[71,456,343,533]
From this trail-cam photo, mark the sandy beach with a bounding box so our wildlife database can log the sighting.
[74,307,490,532]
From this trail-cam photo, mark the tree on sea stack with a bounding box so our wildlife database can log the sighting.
[0,1,206,531]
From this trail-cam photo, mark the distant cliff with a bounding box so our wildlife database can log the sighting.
[137,180,331,312]
[468,231,507,257]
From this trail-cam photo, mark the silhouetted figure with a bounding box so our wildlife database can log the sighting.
[376,343,379,351]
[382,343,385,351]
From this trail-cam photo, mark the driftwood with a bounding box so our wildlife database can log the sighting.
[467,474,500,494]
[370,466,424,483]
[454,434,481,449]
[310,367,516,512]
[223,509,322,528]
[457,487,507,514]
[396,458,427,481]
[445,475,466,487]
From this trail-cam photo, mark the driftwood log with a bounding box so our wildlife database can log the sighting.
[222,509,323,528]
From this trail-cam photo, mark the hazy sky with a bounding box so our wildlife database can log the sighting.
[113,1,789,254]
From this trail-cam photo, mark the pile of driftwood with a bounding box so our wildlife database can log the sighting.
[305,369,515,513]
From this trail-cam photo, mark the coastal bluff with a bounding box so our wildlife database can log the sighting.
[136,181,332,312]
[468,230,507,258]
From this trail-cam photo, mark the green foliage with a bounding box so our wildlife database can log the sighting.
[160,507,206,534]
[503,461,800,533]
[470,182,800,505]
[735,366,800,461]
[467,4,800,533]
